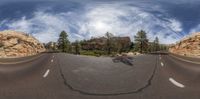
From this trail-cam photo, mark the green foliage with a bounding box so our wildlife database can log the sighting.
[45,42,58,52]
[80,50,99,57]
[129,42,135,50]
[105,32,114,55]
[153,37,159,51]
[148,37,169,52]
[148,36,160,52]
[74,40,81,54]
[57,31,70,52]
[159,44,168,51]
[134,30,149,53]
[116,41,129,54]
[80,50,114,57]
[94,50,107,56]
[68,44,73,53]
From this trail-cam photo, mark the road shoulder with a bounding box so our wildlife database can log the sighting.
[169,53,200,64]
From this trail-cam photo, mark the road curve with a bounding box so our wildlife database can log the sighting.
[0,53,199,99]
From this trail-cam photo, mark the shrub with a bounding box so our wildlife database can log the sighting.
[80,50,99,57]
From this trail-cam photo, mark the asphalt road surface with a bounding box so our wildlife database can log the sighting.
[0,52,200,99]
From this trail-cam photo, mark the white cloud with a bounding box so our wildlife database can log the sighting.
[6,11,71,43]
[79,3,182,44]
[7,16,32,33]
[167,19,182,33]
[2,2,183,44]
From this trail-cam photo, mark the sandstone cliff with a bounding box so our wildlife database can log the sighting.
[0,30,45,58]
[169,32,200,57]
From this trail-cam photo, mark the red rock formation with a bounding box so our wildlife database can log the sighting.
[169,32,200,57]
[81,36,131,51]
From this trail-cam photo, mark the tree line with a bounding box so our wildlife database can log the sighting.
[133,30,168,53]
[46,30,168,55]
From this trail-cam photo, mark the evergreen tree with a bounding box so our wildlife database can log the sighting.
[58,31,69,52]
[129,42,135,51]
[153,37,159,51]
[68,43,73,53]
[105,32,114,55]
[74,40,81,55]
[148,42,154,52]
[134,30,149,53]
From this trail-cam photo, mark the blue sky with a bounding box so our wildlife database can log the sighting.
[0,0,200,44]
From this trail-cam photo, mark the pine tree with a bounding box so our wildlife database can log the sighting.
[129,42,135,51]
[153,37,159,51]
[58,31,69,52]
[105,32,114,55]
[134,30,149,53]
[74,40,81,55]
[105,32,113,55]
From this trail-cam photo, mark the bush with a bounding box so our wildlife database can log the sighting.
[80,50,99,57]
[80,50,119,57]
[94,50,107,56]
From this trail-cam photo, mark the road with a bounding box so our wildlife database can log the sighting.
[0,52,200,99]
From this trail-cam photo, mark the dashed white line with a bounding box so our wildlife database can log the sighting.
[161,62,164,67]
[43,69,50,78]
[159,57,162,60]
[169,78,185,88]
[51,59,54,63]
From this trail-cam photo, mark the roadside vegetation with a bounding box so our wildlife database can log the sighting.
[44,30,168,56]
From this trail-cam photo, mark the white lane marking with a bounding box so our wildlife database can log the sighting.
[159,57,162,60]
[53,56,54,58]
[161,62,164,67]
[43,69,50,78]
[51,59,53,63]
[169,78,185,88]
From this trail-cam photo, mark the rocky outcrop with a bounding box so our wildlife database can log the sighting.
[169,32,200,57]
[0,30,46,58]
[81,37,131,50]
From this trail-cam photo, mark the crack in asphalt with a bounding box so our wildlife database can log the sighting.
[56,54,159,96]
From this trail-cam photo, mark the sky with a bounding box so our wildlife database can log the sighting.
[0,0,200,44]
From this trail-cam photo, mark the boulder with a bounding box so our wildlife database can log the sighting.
[0,30,46,58]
